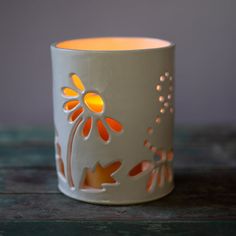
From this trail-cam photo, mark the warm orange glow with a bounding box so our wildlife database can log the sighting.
[84,92,104,113]
[82,117,92,137]
[56,37,171,51]
[146,171,157,192]
[97,119,109,141]
[105,118,123,133]
[62,87,78,97]
[129,161,152,177]
[69,107,83,122]
[64,100,79,110]
[82,161,121,189]
[71,73,85,91]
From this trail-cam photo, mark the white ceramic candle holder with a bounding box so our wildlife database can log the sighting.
[51,37,175,205]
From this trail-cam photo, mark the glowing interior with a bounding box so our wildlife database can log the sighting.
[84,92,104,113]
[56,37,171,51]
[105,118,123,133]
[83,161,121,189]
[97,119,109,141]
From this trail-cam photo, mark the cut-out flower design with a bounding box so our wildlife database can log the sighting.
[61,73,123,188]
[62,73,123,141]
[129,150,173,192]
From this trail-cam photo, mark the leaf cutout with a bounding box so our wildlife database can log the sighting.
[81,161,121,189]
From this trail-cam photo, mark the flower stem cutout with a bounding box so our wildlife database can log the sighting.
[62,73,123,188]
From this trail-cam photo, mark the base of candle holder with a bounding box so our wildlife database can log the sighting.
[58,181,175,205]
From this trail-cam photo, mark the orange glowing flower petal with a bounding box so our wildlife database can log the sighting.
[146,171,157,192]
[71,73,85,92]
[167,150,174,161]
[69,107,83,122]
[82,117,92,137]
[105,117,123,133]
[157,172,162,186]
[97,119,109,142]
[165,166,173,182]
[56,143,61,157]
[62,87,78,97]
[64,100,80,111]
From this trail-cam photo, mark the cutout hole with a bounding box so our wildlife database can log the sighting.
[71,73,85,92]
[155,116,161,124]
[164,102,169,108]
[84,92,104,113]
[147,127,153,135]
[105,118,123,133]
[82,117,92,137]
[146,171,157,192]
[64,100,80,111]
[69,107,83,122]
[144,139,150,148]
[97,119,109,142]
[156,85,162,91]
[128,161,152,177]
[62,87,78,97]
[57,158,65,177]
[56,143,65,177]
[82,161,121,189]
[160,108,165,114]
[159,96,165,102]
[160,76,165,82]
[167,150,174,161]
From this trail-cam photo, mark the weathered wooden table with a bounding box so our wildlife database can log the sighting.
[0,126,236,235]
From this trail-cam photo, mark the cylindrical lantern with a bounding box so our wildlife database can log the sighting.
[51,37,175,205]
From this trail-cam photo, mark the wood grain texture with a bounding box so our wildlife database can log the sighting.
[0,126,236,235]
[1,221,236,236]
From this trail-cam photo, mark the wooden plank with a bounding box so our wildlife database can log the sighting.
[0,145,235,168]
[0,127,53,145]
[0,168,58,193]
[0,145,54,168]
[0,221,236,236]
[0,169,235,221]
[0,193,235,221]
[0,126,235,146]
[0,168,235,194]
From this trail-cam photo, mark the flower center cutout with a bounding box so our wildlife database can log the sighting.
[83,92,104,113]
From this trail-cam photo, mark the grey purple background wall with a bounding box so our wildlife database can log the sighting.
[0,0,235,125]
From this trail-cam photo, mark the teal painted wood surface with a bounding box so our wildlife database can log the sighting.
[0,126,236,235]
